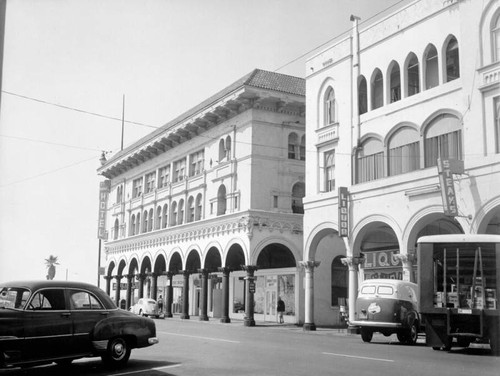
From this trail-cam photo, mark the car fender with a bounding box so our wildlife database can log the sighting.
[92,314,155,349]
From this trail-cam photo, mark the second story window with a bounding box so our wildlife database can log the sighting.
[424,114,462,168]
[494,14,500,62]
[145,172,156,194]
[132,177,143,198]
[288,133,299,159]
[189,150,204,176]
[356,138,384,183]
[324,150,335,192]
[291,182,305,214]
[173,158,186,183]
[158,165,170,188]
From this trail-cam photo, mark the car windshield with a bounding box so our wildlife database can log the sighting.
[0,286,31,309]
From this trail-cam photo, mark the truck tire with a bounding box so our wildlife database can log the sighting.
[361,329,373,343]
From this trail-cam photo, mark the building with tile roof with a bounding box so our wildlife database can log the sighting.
[97,69,306,325]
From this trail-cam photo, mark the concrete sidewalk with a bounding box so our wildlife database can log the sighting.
[157,315,351,335]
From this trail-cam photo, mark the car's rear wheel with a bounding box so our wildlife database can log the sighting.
[361,329,373,343]
[102,337,131,368]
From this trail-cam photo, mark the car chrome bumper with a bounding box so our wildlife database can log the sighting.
[350,320,402,328]
[148,337,159,345]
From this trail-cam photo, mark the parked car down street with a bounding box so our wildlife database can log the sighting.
[0,280,158,369]
[350,279,423,345]
[129,298,160,318]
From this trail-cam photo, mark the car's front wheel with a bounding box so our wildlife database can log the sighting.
[102,337,131,368]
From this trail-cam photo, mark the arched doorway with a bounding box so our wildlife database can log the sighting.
[253,243,297,322]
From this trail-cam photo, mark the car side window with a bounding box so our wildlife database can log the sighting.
[70,290,104,310]
[28,289,66,310]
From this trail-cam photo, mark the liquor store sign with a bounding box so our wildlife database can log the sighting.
[363,249,401,269]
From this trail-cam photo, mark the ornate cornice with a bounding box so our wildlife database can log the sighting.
[104,211,303,256]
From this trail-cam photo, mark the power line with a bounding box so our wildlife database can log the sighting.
[0,155,99,188]
[0,134,103,152]
[1,90,160,130]
[274,0,416,73]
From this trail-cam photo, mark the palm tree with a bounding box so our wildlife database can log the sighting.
[45,255,59,280]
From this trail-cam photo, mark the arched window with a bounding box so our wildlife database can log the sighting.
[225,135,232,159]
[291,182,305,214]
[331,256,348,307]
[148,209,154,232]
[406,53,420,97]
[130,214,136,236]
[116,185,123,204]
[358,75,367,115]
[170,202,177,226]
[217,185,227,216]
[155,206,162,230]
[445,36,460,82]
[324,87,336,125]
[162,204,168,229]
[389,62,401,103]
[388,127,420,176]
[288,133,298,159]
[496,99,500,153]
[135,212,141,235]
[219,139,226,162]
[195,194,203,221]
[187,196,195,223]
[113,218,119,240]
[300,135,306,161]
[143,210,148,233]
[424,114,462,167]
[494,13,500,62]
[356,138,384,183]
[424,44,439,90]
[178,199,184,225]
[371,69,383,110]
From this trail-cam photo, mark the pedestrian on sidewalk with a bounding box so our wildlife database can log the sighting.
[277,297,285,324]
[157,295,164,313]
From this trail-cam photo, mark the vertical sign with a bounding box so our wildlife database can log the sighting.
[97,180,111,239]
[338,187,349,237]
[437,158,458,217]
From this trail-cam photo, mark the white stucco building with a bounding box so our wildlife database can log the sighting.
[303,0,500,329]
[97,69,306,325]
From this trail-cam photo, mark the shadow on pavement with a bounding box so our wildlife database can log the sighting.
[0,359,180,376]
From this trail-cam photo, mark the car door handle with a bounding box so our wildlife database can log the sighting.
[61,312,71,317]
[100,312,109,316]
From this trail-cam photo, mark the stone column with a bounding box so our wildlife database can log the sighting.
[151,272,158,300]
[341,256,363,331]
[165,271,174,318]
[138,274,146,299]
[125,274,133,310]
[104,275,111,296]
[395,251,416,283]
[181,270,190,319]
[300,261,321,331]
[114,275,122,307]
[242,265,258,327]
[198,269,209,321]
[218,267,231,323]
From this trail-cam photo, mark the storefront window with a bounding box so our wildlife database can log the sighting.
[278,274,295,315]
[233,277,245,313]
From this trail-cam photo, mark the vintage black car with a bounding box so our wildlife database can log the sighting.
[0,280,158,369]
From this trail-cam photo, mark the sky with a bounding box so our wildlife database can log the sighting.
[0,0,412,285]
